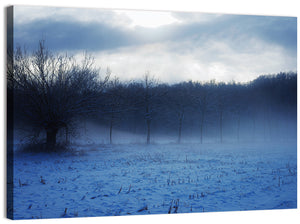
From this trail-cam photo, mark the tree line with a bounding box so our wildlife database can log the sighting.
[8,42,297,151]
[98,71,296,145]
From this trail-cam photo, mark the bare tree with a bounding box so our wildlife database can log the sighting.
[143,72,156,144]
[140,72,164,144]
[228,83,247,143]
[213,83,229,144]
[103,76,127,144]
[192,82,212,144]
[9,41,108,150]
[166,82,192,144]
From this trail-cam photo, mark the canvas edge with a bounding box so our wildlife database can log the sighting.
[6,5,14,220]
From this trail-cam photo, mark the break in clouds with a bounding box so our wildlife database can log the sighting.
[13,6,297,83]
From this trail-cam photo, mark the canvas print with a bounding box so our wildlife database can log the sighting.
[7,5,297,219]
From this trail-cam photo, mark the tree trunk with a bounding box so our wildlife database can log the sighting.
[252,116,256,142]
[263,108,266,142]
[237,116,240,143]
[84,119,87,135]
[200,124,203,144]
[200,112,205,144]
[65,125,69,144]
[220,110,223,143]
[146,119,151,144]
[46,128,58,150]
[178,117,182,144]
[145,101,151,144]
[110,120,113,144]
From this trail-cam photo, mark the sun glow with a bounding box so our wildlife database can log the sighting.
[115,10,179,28]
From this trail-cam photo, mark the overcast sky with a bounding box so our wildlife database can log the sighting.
[13,5,297,83]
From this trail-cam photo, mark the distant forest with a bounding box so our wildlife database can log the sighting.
[8,42,297,151]
[94,71,297,145]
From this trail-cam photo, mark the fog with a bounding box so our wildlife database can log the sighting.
[58,113,296,146]
[12,74,296,151]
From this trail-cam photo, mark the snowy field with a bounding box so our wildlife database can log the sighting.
[12,142,297,219]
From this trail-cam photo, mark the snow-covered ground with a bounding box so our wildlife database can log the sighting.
[12,142,297,219]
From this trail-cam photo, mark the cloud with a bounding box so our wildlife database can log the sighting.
[92,38,296,83]
[114,10,180,28]
[14,6,131,27]
[14,6,297,53]
[157,14,297,55]
[171,11,223,24]
[13,6,297,83]
[13,18,140,52]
